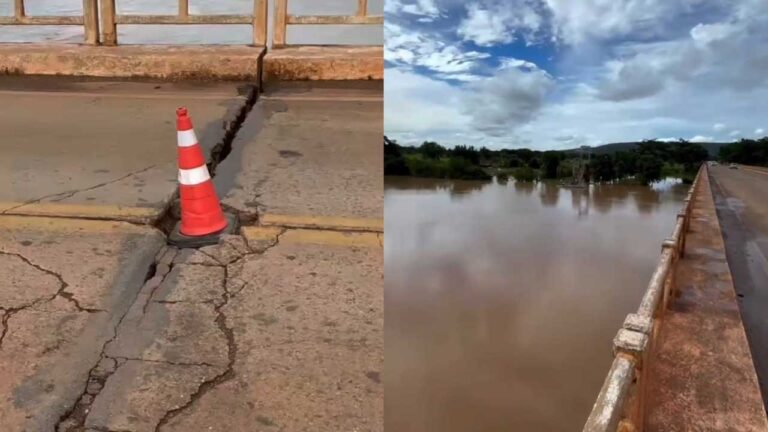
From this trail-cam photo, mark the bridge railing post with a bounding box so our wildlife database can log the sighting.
[273,0,288,47]
[271,0,382,47]
[357,0,368,16]
[253,0,268,46]
[83,0,99,45]
[14,0,25,20]
[178,0,188,18]
[100,0,117,45]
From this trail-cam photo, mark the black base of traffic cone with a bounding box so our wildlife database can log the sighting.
[168,212,240,248]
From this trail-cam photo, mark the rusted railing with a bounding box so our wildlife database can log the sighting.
[0,0,100,45]
[101,0,268,46]
[272,0,383,47]
[583,164,706,432]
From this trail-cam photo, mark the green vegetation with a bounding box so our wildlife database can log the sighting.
[512,166,536,182]
[719,138,768,166]
[384,137,491,180]
[385,136,711,185]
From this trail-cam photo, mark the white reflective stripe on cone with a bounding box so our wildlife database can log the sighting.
[178,165,211,185]
[177,129,198,147]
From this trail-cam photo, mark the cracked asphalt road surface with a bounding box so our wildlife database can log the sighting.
[0,216,164,430]
[215,81,383,223]
[54,232,382,432]
[0,220,383,432]
[0,76,253,223]
[709,164,768,410]
[1,78,383,432]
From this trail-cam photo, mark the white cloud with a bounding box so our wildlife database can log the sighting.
[756,128,765,135]
[690,135,714,143]
[595,3,768,102]
[385,22,489,76]
[690,22,737,46]
[543,0,681,44]
[498,57,540,70]
[463,67,554,137]
[386,0,440,18]
[384,0,768,150]
[457,1,542,47]
[435,73,484,82]
[597,40,703,101]
[384,68,469,142]
[729,130,742,137]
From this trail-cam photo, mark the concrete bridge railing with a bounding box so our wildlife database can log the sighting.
[0,0,383,81]
[272,0,382,47]
[0,0,382,47]
[0,0,100,44]
[583,164,706,432]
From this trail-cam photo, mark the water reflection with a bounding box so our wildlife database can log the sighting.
[513,179,535,196]
[383,176,486,198]
[539,181,560,207]
[384,176,687,432]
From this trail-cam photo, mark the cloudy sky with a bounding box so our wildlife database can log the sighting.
[384,0,768,150]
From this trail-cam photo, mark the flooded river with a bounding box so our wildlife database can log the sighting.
[385,176,688,431]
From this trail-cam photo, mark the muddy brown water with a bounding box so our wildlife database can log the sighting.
[384,176,688,432]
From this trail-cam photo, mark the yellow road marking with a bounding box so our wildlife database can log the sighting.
[241,226,380,248]
[281,229,380,247]
[260,214,383,232]
[0,202,161,223]
[0,214,153,233]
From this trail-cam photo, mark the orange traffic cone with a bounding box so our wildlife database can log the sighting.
[169,107,236,247]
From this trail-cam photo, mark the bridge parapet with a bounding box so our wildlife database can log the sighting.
[583,164,705,432]
[0,0,382,80]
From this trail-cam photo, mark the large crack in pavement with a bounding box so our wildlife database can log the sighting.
[57,231,283,432]
[55,246,174,432]
[153,233,283,432]
[46,84,263,432]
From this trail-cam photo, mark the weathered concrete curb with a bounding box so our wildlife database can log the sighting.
[0,44,382,81]
[0,44,265,80]
[263,46,383,80]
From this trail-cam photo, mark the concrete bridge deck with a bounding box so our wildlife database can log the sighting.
[644,167,768,430]
[0,76,382,431]
[585,165,768,431]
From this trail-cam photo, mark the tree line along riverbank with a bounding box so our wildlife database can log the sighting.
[384,136,768,185]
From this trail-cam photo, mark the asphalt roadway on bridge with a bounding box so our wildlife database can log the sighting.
[0,76,383,431]
[709,164,768,410]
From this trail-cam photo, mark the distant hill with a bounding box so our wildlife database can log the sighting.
[566,141,731,158]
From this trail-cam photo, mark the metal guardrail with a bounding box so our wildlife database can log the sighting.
[0,0,382,47]
[583,164,706,432]
[272,0,383,47]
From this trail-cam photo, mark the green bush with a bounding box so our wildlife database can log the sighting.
[513,166,537,182]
